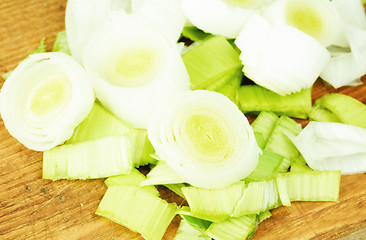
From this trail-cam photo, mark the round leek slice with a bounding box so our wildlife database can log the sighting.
[181,0,272,38]
[147,90,260,189]
[0,52,95,151]
[83,14,190,128]
[263,0,341,47]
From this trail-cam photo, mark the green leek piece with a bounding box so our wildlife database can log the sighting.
[215,68,242,105]
[174,219,211,240]
[205,214,257,240]
[181,182,245,222]
[96,185,177,240]
[43,135,137,180]
[290,154,313,173]
[309,104,341,123]
[164,184,187,200]
[244,150,284,182]
[312,93,366,128]
[181,214,212,231]
[182,36,242,90]
[276,171,341,205]
[181,26,211,42]
[104,168,159,196]
[251,112,279,149]
[238,85,312,119]
[52,30,71,55]
[265,116,302,172]
[141,161,184,186]
[66,103,155,166]
[232,178,281,217]
[258,210,272,223]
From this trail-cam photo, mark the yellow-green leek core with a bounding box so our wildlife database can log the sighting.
[109,46,160,87]
[29,76,72,118]
[285,2,323,40]
[224,0,256,8]
[180,113,232,163]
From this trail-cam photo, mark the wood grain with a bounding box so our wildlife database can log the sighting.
[1,1,366,239]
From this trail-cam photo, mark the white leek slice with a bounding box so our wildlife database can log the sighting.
[148,90,260,189]
[289,121,366,174]
[235,14,330,95]
[131,0,186,43]
[263,0,341,47]
[65,0,129,63]
[181,0,271,38]
[320,25,366,88]
[0,52,94,151]
[83,14,190,128]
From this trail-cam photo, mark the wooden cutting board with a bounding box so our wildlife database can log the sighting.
[1,1,366,239]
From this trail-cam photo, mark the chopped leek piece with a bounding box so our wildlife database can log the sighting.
[83,14,190,128]
[244,150,284,182]
[289,121,366,174]
[181,182,245,222]
[235,14,330,95]
[258,210,272,223]
[309,104,342,123]
[312,93,366,128]
[43,135,137,180]
[215,68,242,105]
[233,178,281,217]
[174,219,211,240]
[238,85,312,119]
[205,214,257,240]
[182,36,242,90]
[164,184,187,200]
[141,161,184,186]
[251,111,279,148]
[52,31,71,55]
[265,116,302,172]
[290,154,313,173]
[0,52,94,151]
[180,214,212,231]
[96,185,177,240]
[148,90,260,189]
[105,168,159,196]
[181,26,211,42]
[276,171,341,203]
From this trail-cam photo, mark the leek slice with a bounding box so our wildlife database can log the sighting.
[265,116,302,172]
[43,135,138,180]
[96,185,177,240]
[276,171,341,203]
[205,214,257,240]
[52,31,71,55]
[289,121,366,174]
[181,26,211,42]
[235,14,330,95]
[309,104,342,123]
[238,85,312,119]
[251,111,279,149]
[0,52,94,151]
[83,14,190,128]
[182,0,270,38]
[148,90,260,189]
[290,155,313,173]
[312,93,366,129]
[174,219,211,240]
[263,0,341,47]
[233,178,281,217]
[180,214,212,231]
[141,161,184,187]
[215,69,242,105]
[182,36,242,90]
[105,168,159,196]
[164,184,187,200]
[181,182,245,222]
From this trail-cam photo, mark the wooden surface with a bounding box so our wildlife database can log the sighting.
[1,1,366,239]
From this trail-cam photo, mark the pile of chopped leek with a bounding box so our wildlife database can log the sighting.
[1,0,366,239]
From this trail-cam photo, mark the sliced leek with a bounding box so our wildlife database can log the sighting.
[289,121,366,174]
[141,161,184,187]
[235,14,330,95]
[148,90,260,189]
[52,31,71,55]
[174,219,211,240]
[83,14,190,128]
[0,52,94,151]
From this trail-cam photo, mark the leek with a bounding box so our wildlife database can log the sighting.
[148,90,260,189]
[174,219,211,240]
[235,14,330,95]
[289,121,366,174]
[164,184,187,200]
[0,52,94,151]
[83,14,190,128]
[312,93,366,128]
[238,85,312,119]
[309,104,342,123]
[96,185,177,240]
[251,111,279,149]
[181,26,211,42]
[52,31,71,55]
[141,161,184,187]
